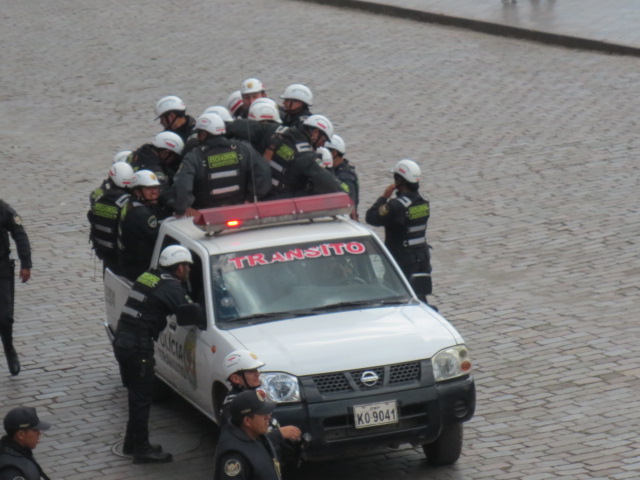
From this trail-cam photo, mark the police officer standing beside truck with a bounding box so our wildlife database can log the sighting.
[0,406,52,480]
[0,200,31,376]
[112,245,198,464]
[214,390,283,480]
[366,159,432,298]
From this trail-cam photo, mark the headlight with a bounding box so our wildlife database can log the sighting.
[432,345,472,382]
[259,372,300,403]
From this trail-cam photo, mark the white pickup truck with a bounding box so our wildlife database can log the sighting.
[103,193,475,464]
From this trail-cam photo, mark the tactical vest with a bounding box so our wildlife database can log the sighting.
[266,126,313,192]
[396,194,430,250]
[193,143,246,208]
[118,269,161,329]
[88,192,129,260]
[0,448,42,480]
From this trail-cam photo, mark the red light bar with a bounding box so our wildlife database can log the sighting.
[193,193,354,234]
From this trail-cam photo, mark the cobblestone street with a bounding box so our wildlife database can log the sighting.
[0,1,638,479]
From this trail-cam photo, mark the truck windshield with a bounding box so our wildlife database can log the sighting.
[210,237,412,326]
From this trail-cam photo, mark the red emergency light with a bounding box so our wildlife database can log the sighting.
[193,193,354,234]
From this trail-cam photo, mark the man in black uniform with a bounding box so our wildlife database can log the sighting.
[172,113,271,217]
[365,159,432,299]
[87,162,134,273]
[112,245,198,464]
[0,200,31,376]
[117,170,167,281]
[213,390,283,480]
[154,95,196,144]
[279,83,313,128]
[0,406,51,480]
[325,134,359,221]
[227,114,343,198]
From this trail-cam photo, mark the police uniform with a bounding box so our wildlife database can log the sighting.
[214,423,281,480]
[331,159,359,215]
[365,190,431,280]
[172,135,271,215]
[0,437,50,480]
[87,183,129,272]
[112,267,194,459]
[263,125,342,198]
[117,198,164,281]
[0,200,31,376]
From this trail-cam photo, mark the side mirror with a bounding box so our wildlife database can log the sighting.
[176,303,206,330]
[410,273,432,297]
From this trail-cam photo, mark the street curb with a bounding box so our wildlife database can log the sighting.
[294,0,640,57]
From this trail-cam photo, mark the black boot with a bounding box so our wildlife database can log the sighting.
[133,442,172,464]
[4,346,20,376]
[122,437,162,456]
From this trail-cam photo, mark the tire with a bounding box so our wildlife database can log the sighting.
[422,423,463,466]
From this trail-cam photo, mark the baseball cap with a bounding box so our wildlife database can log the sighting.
[3,407,52,434]
[230,390,276,423]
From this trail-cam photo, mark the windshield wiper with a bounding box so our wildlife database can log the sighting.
[310,297,413,312]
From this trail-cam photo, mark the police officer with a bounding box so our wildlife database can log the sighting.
[172,113,271,217]
[220,350,301,444]
[0,200,31,376]
[89,150,132,207]
[279,83,313,128]
[325,134,359,220]
[112,245,198,464]
[129,132,184,188]
[87,162,134,272]
[234,78,268,119]
[117,170,167,281]
[365,159,432,296]
[0,406,51,480]
[154,95,196,143]
[213,390,283,480]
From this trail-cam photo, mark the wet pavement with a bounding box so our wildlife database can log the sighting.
[308,0,640,55]
[1,0,640,479]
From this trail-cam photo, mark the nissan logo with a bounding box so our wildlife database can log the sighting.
[360,370,379,387]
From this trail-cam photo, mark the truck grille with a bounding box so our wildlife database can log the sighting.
[312,361,421,394]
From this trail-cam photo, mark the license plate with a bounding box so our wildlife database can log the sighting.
[353,400,398,429]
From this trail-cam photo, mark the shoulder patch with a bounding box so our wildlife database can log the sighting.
[13,214,23,226]
[147,215,158,228]
[378,204,390,216]
[224,459,242,477]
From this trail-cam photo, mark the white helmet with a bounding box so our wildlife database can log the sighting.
[303,114,334,140]
[393,159,421,184]
[154,95,186,119]
[325,134,346,155]
[108,162,134,188]
[153,131,184,155]
[131,169,161,188]
[226,90,243,115]
[316,147,333,168]
[159,245,193,267]
[248,101,282,123]
[241,78,266,95]
[202,105,233,122]
[196,113,227,136]
[223,350,265,379]
[280,84,313,106]
[112,150,132,164]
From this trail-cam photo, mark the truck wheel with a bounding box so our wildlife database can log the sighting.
[422,423,463,465]
[152,376,173,402]
[212,383,229,425]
